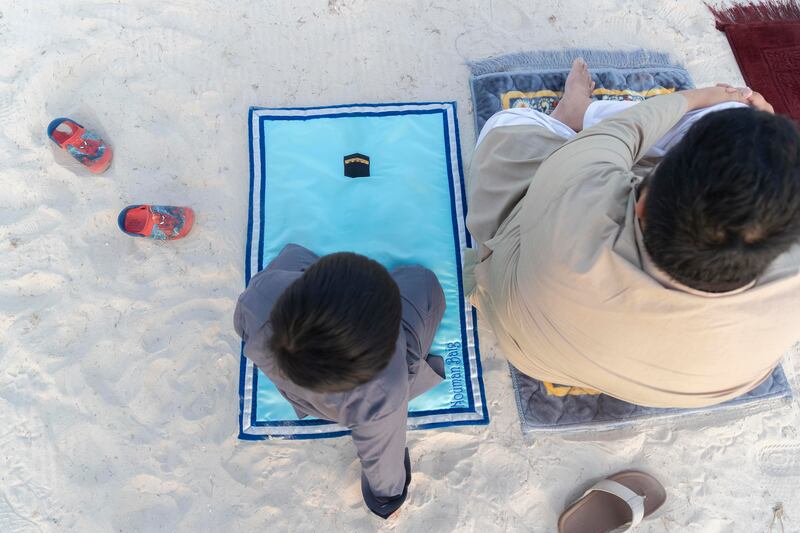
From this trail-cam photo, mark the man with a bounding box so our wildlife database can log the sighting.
[468,59,800,408]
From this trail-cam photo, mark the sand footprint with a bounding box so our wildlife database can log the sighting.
[0,208,63,241]
[0,412,60,533]
[0,88,15,124]
[757,442,800,477]
[139,299,231,354]
[0,495,41,533]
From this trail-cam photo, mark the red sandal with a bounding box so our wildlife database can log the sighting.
[47,117,112,174]
[117,205,195,240]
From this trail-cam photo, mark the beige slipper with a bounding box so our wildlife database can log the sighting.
[558,470,666,533]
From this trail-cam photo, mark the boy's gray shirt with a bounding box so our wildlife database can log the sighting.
[234,243,445,509]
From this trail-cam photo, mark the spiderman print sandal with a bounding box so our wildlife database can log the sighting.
[47,117,113,173]
[117,205,195,240]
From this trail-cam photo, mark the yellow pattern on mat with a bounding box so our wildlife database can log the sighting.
[501,87,676,110]
[501,90,560,109]
[543,382,602,397]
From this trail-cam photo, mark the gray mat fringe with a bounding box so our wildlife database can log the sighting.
[468,48,679,77]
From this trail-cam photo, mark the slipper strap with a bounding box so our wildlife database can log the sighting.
[582,479,645,532]
[61,127,86,148]
[51,120,85,148]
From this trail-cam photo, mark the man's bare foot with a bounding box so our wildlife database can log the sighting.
[551,58,595,132]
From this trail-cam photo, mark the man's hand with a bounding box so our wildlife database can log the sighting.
[679,85,752,111]
[716,83,775,113]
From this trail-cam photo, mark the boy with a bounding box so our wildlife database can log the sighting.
[234,243,446,518]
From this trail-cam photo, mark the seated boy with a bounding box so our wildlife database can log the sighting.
[234,243,446,518]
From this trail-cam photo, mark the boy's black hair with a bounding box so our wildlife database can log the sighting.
[644,107,800,292]
[268,252,402,393]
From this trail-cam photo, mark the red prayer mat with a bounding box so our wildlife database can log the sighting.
[710,1,800,121]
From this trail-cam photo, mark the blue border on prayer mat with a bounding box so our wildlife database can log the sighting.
[468,49,794,435]
[239,102,489,440]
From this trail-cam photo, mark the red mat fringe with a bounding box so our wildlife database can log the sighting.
[709,0,800,29]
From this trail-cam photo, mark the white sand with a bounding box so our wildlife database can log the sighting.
[2,0,799,531]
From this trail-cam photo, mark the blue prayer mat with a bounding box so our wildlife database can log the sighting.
[240,102,488,439]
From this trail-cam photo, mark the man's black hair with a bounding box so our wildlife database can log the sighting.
[268,252,402,393]
[643,107,800,292]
